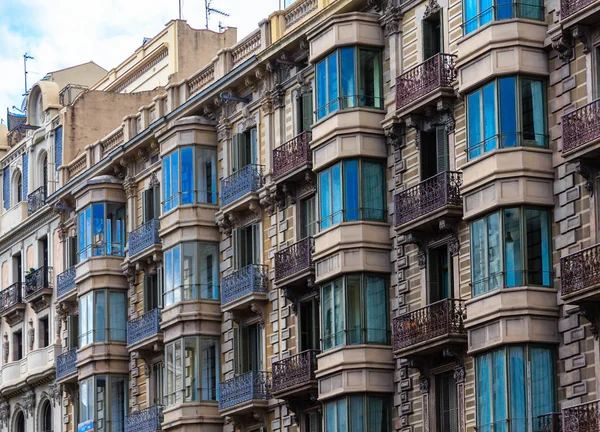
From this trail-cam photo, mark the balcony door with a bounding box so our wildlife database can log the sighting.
[38,237,49,268]
[232,128,258,172]
[144,273,161,312]
[142,184,160,223]
[299,298,320,351]
[233,224,261,270]
[436,370,459,432]
[13,253,22,284]
[420,126,449,181]
[428,244,452,303]
[234,323,264,373]
[423,12,443,60]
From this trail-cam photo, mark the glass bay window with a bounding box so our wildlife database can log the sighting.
[163,146,217,212]
[319,159,385,230]
[163,242,219,306]
[78,203,125,261]
[79,374,128,432]
[165,337,220,406]
[471,207,551,296]
[79,290,127,347]
[321,274,389,351]
[324,394,391,432]
[467,76,546,159]
[464,0,544,34]
[316,47,383,120]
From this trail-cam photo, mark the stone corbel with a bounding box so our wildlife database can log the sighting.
[439,219,460,255]
[407,360,429,393]
[405,115,424,149]
[380,2,403,36]
[123,175,137,199]
[48,383,62,407]
[22,390,35,418]
[579,304,600,340]
[244,76,257,93]
[575,161,594,197]
[423,0,441,19]
[283,287,300,315]
[572,25,591,54]
[406,233,426,269]
[123,263,137,288]
[384,122,406,152]
[552,31,574,64]
[216,118,231,142]
[437,99,456,133]
[216,214,234,236]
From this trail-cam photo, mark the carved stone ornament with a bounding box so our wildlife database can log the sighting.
[240,107,257,131]
[217,119,231,142]
[419,375,430,393]
[423,0,441,18]
[3,333,8,364]
[579,304,600,340]
[406,233,426,269]
[405,115,424,149]
[384,122,406,151]
[380,2,402,36]
[0,402,9,428]
[149,172,160,188]
[552,32,573,63]
[48,383,62,406]
[439,219,460,255]
[216,215,234,236]
[28,319,34,351]
[453,365,466,384]
[23,390,35,418]
[571,25,591,54]
[575,161,594,197]
[123,264,136,287]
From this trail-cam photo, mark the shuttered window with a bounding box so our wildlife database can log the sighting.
[3,167,9,210]
[297,91,313,133]
[55,126,63,170]
[437,371,459,432]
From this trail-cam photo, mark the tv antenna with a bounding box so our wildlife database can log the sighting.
[205,0,229,29]
[23,53,34,95]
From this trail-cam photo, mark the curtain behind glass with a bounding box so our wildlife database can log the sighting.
[369,396,390,432]
[521,79,545,146]
[359,49,381,108]
[480,0,494,26]
[492,349,507,432]
[322,283,334,350]
[109,292,126,341]
[487,213,502,292]
[519,0,543,19]
[471,218,486,295]
[468,91,482,158]
[334,278,345,347]
[319,169,332,229]
[332,164,343,225]
[477,354,492,428]
[531,347,554,421]
[165,249,174,306]
[182,243,198,300]
[349,395,364,432]
[362,161,384,221]
[366,276,387,344]
[344,160,359,221]
[96,376,106,432]
[509,347,526,431]
[163,153,172,212]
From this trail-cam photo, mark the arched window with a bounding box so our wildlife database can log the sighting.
[40,400,52,432]
[14,410,25,432]
[13,170,22,205]
[40,152,48,192]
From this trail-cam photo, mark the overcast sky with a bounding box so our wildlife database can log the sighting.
[0,0,281,120]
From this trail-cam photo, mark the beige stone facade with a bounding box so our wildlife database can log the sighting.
[1,0,600,431]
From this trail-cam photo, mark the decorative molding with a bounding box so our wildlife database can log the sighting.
[579,304,600,340]
[423,0,441,18]
[439,219,460,255]
[575,161,594,197]
[22,390,35,418]
[2,333,8,364]
[28,319,34,351]
[552,32,573,63]
[406,233,426,269]
[572,25,591,54]
[384,122,406,151]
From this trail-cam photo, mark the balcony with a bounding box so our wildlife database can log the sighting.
[395,53,456,117]
[273,131,312,184]
[562,99,600,162]
[394,171,463,233]
[271,350,318,399]
[562,399,600,432]
[7,124,38,147]
[537,413,562,432]
[0,345,61,393]
[219,371,271,415]
[125,405,163,432]
[560,243,600,304]
[27,186,46,215]
[392,298,467,358]
[24,266,53,312]
[127,308,163,353]
[221,264,268,312]
[274,237,314,289]
[129,219,161,258]
[221,164,264,207]
[560,0,600,24]
[0,283,25,326]
[56,266,77,300]
[56,347,78,383]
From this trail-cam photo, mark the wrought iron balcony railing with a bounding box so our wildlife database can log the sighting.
[24,266,52,298]
[127,308,162,346]
[537,413,562,432]
[394,171,462,227]
[273,131,312,180]
[27,186,46,215]
[221,264,268,306]
[125,405,163,432]
[563,399,600,432]
[56,266,76,298]
[560,243,600,297]
[221,164,264,206]
[7,124,39,147]
[271,349,318,393]
[219,371,271,410]
[561,0,598,18]
[0,283,22,313]
[129,219,161,256]
[274,237,313,282]
[392,298,466,352]
[562,99,600,154]
[56,347,77,379]
[396,53,456,110]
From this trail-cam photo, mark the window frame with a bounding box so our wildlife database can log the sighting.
[77,202,126,261]
[324,394,392,432]
[315,46,384,121]
[78,289,127,347]
[466,76,547,160]
[463,0,544,35]
[470,206,552,297]
[78,374,128,431]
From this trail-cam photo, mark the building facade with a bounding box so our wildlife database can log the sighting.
[1,0,599,431]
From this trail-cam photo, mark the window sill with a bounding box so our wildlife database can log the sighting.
[458,17,547,45]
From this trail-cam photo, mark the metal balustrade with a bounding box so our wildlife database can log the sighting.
[125,405,163,432]
[27,186,46,215]
[561,0,598,17]
[274,237,313,282]
[24,266,52,298]
[396,53,456,109]
[562,99,600,154]
[56,266,76,298]
[0,283,22,313]
[537,413,562,432]
[560,243,600,297]
[56,348,77,379]
[394,171,462,227]
[127,308,162,346]
[221,264,268,306]
[563,400,600,432]
[273,131,312,180]
[271,349,318,393]
[392,298,466,352]
[219,371,271,410]
[129,219,161,256]
[221,164,264,206]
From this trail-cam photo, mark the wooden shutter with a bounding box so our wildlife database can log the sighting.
[232,134,240,172]
[67,314,79,349]
[423,20,434,60]
[66,236,78,267]
[153,184,161,219]
[144,275,157,312]
[428,249,441,303]
[232,228,239,270]
[436,126,449,174]
[157,267,164,309]
[233,325,241,374]
[142,189,151,223]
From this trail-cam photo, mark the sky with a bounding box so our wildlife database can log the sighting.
[0,0,282,120]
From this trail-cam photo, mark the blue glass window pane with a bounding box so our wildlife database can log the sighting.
[337,398,348,432]
[163,154,172,212]
[171,150,180,208]
[95,291,106,342]
[499,77,517,148]
[332,163,343,225]
[320,169,332,230]
[181,147,194,204]
[492,349,507,431]
[483,82,497,152]
[465,0,479,34]
[340,47,356,109]
[468,91,482,159]
[327,52,339,114]
[349,395,364,432]
[316,60,327,120]
[344,160,359,221]
[504,208,522,287]
[487,212,502,291]
[471,218,485,296]
[325,401,336,432]
[165,250,174,306]
[173,246,182,304]
[476,354,492,428]
[531,348,555,421]
[497,0,513,19]
[92,203,105,256]
[322,283,333,350]
[480,0,494,26]
[509,347,526,431]
[110,292,126,341]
